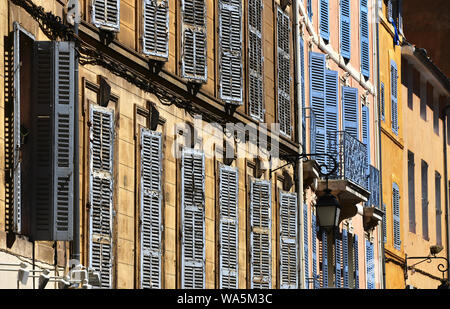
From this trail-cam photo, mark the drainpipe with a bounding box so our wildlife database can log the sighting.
[443,104,450,283]
[292,0,305,289]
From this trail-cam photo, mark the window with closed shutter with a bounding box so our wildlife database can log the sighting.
[320,230,328,287]
[392,182,401,250]
[181,0,207,82]
[407,151,415,233]
[219,0,243,104]
[342,86,359,139]
[382,203,387,243]
[335,232,342,288]
[89,105,114,289]
[250,179,272,289]
[181,148,205,289]
[312,213,319,289]
[354,234,359,288]
[307,0,312,20]
[31,41,75,241]
[342,229,349,288]
[391,60,399,135]
[325,70,339,168]
[277,8,292,137]
[303,203,309,289]
[218,165,239,289]
[435,172,442,246]
[279,191,298,289]
[421,160,429,241]
[248,0,264,121]
[380,82,385,121]
[319,0,329,41]
[360,0,370,78]
[140,128,163,289]
[92,0,120,31]
[340,0,351,60]
[365,239,375,289]
[142,0,169,59]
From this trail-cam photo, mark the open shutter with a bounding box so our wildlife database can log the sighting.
[279,191,298,289]
[250,179,272,289]
[181,0,207,82]
[181,148,205,289]
[142,0,169,59]
[342,86,359,139]
[325,70,339,168]
[277,8,292,137]
[365,240,375,289]
[248,0,264,121]
[303,203,309,289]
[421,161,429,240]
[89,106,114,289]
[219,0,243,104]
[362,105,371,182]
[382,203,387,243]
[393,182,401,250]
[335,233,342,288]
[380,82,385,121]
[340,0,351,60]
[391,60,399,134]
[319,0,329,41]
[32,41,75,241]
[312,213,319,289]
[354,234,359,288]
[219,164,239,289]
[360,0,370,78]
[310,52,326,166]
[320,230,328,287]
[140,128,163,289]
[307,0,312,20]
[92,0,120,31]
[342,229,349,288]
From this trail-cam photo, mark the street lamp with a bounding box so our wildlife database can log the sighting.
[316,188,341,231]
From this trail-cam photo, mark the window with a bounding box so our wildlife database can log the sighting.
[365,239,375,289]
[342,86,359,139]
[319,0,330,41]
[420,81,427,121]
[340,0,351,60]
[380,82,385,121]
[279,191,298,288]
[319,230,329,287]
[311,212,319,289]
[218,165,239,288]
[140,128,163,289]
[360,0,370,78]
[393,182,401,250]
[334,232,342,288]
[92,0,120,31]
[435,172,442,246]
[408,151,416,233]
[390,60,399,134]
[307,0,312,21]
[181,148,206,288]
[362,104,370,169]
[303,203,309,288]
[421,160,429,240]
[142,0,169,59]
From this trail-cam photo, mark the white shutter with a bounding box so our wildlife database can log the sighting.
[277,8,292,137]
[140,128,163,289]
[181,0,207,82]
[181,148,205,289]
[250,179,272,289]
[219,0,243,104]
[89,106,114,289]
[279,191,298,289]
[142,0,169,59]
[218,164,239,288]
[92,0,120,31]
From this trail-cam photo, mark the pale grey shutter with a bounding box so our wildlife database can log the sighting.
[277,8,292,137]
[248,0,264,121]
[31,41,75,241]
[142,0,169,59]
[219,0,243,104]
[279,191,298,289]
[140,128,163,289]
[250,179,272,289]
[181,148,205,289]
[181,0,207,82]
[219,165,239,288]
[92,0,120,31]
[89,106,114,289]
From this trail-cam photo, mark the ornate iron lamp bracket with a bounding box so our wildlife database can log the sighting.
[404,254,449,281]
[269,153,338,179]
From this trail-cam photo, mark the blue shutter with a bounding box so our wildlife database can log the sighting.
[312,213,319,289]
[319,0,330,41]
[342,86,359,139]
[310,52,326,166]
[342,229,349,288]
[362,105,371,182]
[321,230,328,287]
[391,60,399,135]
[335,233,342,288]
[354,234,359,289]
[303,203,309,289]
[380,82,385,121]
[325,70,339,168]
[340,0,351,59]
[382,203,387,243]
[360,0,370,78]
[365,240,375,289]
[307,0,312,21]
[393,182,401,250]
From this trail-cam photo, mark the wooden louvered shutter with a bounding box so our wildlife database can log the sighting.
[365,240,375,289]
[300,38,306,150]
[181,148,205,289]
[277,8,292,137]
[342,229,349,288]
[140,128,163,289]
[342,86,359,139]
[142,0,169,59]
[325,70,339,167]
[309,52,326,166]
[421,161,429,240]
[382,203,387,243]
[320,230,328,287]
[307,0,312,20]
[392,182,401,250]
[219,165,239,289]
[340,0,351,60]
[319,0,329,41]
[391,60,399,134]
[360,0,370,78]
[248,0,264,121]
[354,234,359,288]
[335,233,342,288]
[303,203,309,289]
[31,41,75,241]
[250,179,272,289]
[181,0,207,82]
[219,0,243,104]
[92,0,120,31]
[362,105,370,174]
[312,213,319,289]
[89,106,114,289]
[279,191,298,289]
[380,82,385,121]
